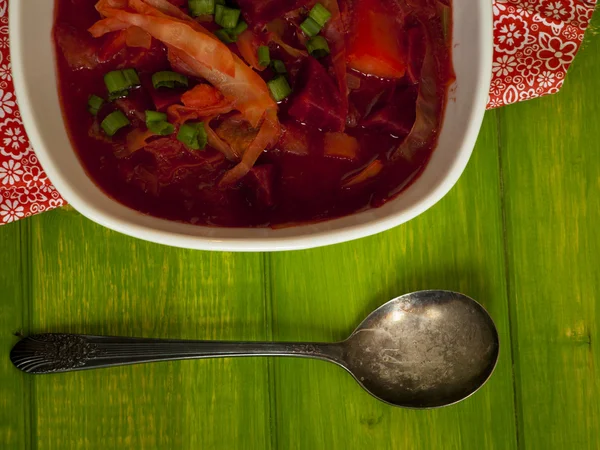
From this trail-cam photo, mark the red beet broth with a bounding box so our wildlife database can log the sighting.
[53,0,454,227]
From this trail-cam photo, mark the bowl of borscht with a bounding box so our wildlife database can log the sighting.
[10,0,492,250]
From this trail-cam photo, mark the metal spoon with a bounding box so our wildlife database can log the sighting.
[10,290,499,408]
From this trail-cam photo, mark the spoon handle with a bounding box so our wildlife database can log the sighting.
[10,333,346,374]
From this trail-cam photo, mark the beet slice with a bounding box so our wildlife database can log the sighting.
[287,57,345,132]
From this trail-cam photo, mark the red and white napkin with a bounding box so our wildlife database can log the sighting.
[488,0,597,107]
[0,0,597,224]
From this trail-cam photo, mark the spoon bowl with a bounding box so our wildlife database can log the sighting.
[342,290,499,408]
[11,290,499,408]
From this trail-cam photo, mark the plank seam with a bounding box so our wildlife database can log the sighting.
[19,219,36,450]
[262,252,278,450]
[496,109,525,450]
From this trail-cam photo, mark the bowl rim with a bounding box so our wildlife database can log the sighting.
[10,0,493,252]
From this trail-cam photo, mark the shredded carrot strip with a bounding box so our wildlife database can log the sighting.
[324,132,359,160]
[342,159,383,187]
[236,30,263,70]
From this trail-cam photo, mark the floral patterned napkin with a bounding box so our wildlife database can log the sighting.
[0,0,597,224]
[488,0,597,107]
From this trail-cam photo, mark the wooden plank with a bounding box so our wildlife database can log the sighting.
[0,221,30,450]
[26,208,271,450]
[498,14,600,450]
[267,114,518,450]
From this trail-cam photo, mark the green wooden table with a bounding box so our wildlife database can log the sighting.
[2,14,599,450]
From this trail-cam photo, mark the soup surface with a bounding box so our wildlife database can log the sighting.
[53,0,454,227]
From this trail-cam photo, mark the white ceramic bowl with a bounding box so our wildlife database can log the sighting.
[10,1,492,251]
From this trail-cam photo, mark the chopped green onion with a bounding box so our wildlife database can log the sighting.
[145,111,167,123]
[196,125,208,149]
[258,46,270,67]
[300,17,322,37]
[267,76,292,102]
[189,0,214,16]
[145,111,174,135]
[148,120,175,135]
[306,36,330,58]
[177,123,197,147]
[271,60,287,74]
[101,111,130,136]
[214,20,248,44]
[104,69,140,94]
[122,68,141,87]
[309,3,332,27]
[104,70,129,94]
[152,71,189,89]
[232,20,248,35]
[215,6,240,28]
[88,95,104,116]
[215,28,237,43]
[108,90,129,101]
[177,122,207,150]
[215,4,225,24]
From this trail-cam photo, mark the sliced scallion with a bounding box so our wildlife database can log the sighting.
[196,124,208,149]
[215,6,240,28]
[122,68,141,87]
[215,28,237,43]
[104,69,140,94]
[258,46,270,67]
[306,36,330,58]
[300,17,322,37]
[148,120,175,135]
[215,4,225,25]
[271,60,287,74]
[309,3,332,27]
[189,0,215,16]
[232,20,248,35]
[152,71,189,89]
[215,20,248,44]
[145,110,174,135]
[101,110,130,136]
[88,95,104,116]
[177,122,207,150]
[267,76,292,102]
[177,123,197,147]
[104,70,129,94]
[145,111,167,123]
